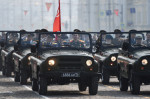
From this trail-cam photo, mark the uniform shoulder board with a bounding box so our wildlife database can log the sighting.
[79,40,85,43]
[70,40,73,42]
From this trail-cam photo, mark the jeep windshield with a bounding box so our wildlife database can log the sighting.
[7,32,20,45]
[0,31,7,42]
[130,31,150,49]
[39,32,92,51]
[101,32,128,48]
[20,33,38,46]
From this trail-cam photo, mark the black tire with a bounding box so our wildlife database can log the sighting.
[78,82,87,91]
[32,78,38,91]
[14,72,20,82]
[101,67,110,84]
[38,77,47,95]
[5,64,11,77]
[89,77,99,95]
[129,70,140,95]
[20,69,27,85]
[120,76,128,91]
[2,67,5,76]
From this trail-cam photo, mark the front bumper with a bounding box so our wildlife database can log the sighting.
[39,71,100,79]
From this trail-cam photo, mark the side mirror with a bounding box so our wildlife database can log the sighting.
[1,42,5,47]
[14,44,18,51]
[31,45,37,53]
[122,42,129,51]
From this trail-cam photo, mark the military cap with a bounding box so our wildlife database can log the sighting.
[74,29,81,32]
[100,30,106,33]
[106,35,113,40]
[20,29,26,33]
[41,29,48,32]
[114,29,121,33]
[129,29,137,33]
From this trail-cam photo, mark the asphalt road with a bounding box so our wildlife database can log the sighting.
[0,72,150,99]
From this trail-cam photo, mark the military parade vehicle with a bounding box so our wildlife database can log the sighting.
[118,31,150,94]
[0,31,8,71]
[94,32,128,84]
[30,32,100,95]
[1,31,20,77]
[12,32,38,84]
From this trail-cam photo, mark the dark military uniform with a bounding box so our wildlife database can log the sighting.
[70,40,84,48]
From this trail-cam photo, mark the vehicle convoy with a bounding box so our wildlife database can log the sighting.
[118,31,150,94]
[94,32,128,84]
[30,32,100,95]
[13,32,38,84]
[0,31,8,71]
[1,32,20,77]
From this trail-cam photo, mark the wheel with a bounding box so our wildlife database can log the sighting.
[32,78,38,91]
[89,77,99,95]
[101,67,110,84]
[130,70,140,95]
[2,66,5,76]
[38,77,47,95]
[5,64,11,77]
[14,72,20,82]
[120,76,128,91]
[20,69,27,85]
[78,82,87,91]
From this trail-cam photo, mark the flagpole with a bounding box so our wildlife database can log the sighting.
[69,0,72,32]
[59,0,61,31]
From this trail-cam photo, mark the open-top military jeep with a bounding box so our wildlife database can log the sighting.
[94,32,128,84]
[30,32,100,95]
[118,31,150,94]
[1,31,20,77]
[0,31,8,71]
[13,32,38,84]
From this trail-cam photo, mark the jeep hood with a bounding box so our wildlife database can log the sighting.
[41,50,92,59]
[134,49,150,58]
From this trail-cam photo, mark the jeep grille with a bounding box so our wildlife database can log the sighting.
[58,57,83,70]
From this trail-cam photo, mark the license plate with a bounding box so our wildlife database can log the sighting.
[61,73,80,77]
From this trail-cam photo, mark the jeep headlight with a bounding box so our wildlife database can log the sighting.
[142,59,148,65]
[28,56,31,60]
[48,59,55,66]
[111,56,116,62]
[86,60,92,66]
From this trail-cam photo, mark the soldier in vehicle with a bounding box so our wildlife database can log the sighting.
[9,34,18,44]
[129,30,137,45]
[52,34,68,47]
[100,30,107,43]
[40,29,48,42]
[143,33,150,46]
[112,29,123,46]
[70,34,85,48]
[1,32,6,40]
[134,36,145,46]
[24,34,35,44]
[42,34,55,47]
[105,35,113,45]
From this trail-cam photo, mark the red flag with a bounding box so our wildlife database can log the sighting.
[114,9,119,16]
[45,3,52,12]
[53,0,61,32]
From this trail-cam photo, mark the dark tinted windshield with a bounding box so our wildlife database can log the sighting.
[39,33,91,50]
